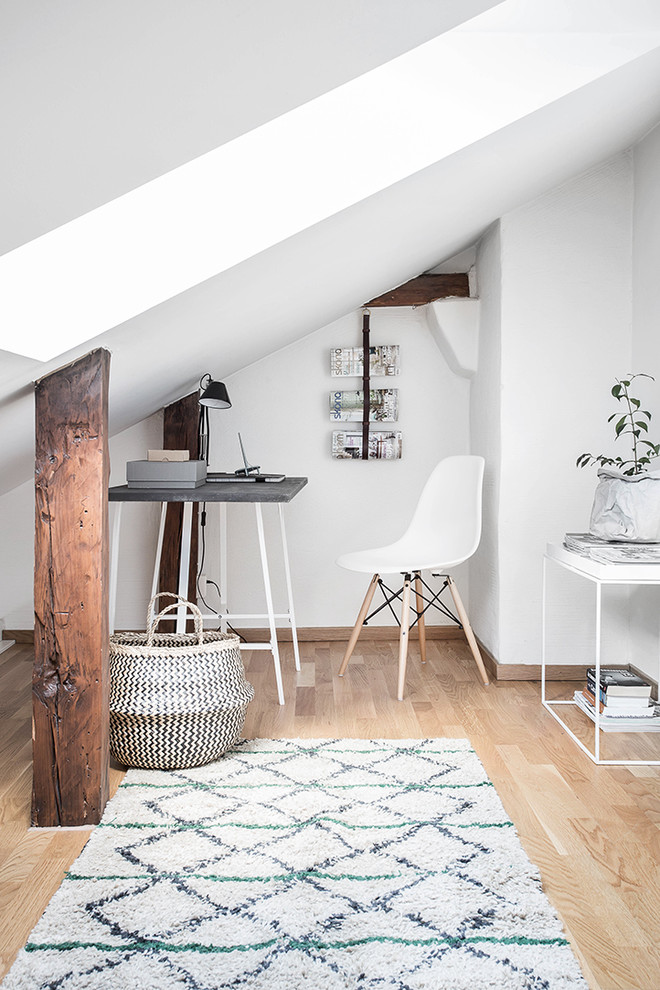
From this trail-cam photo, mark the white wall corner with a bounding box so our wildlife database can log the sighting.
[423,298,480,378]
[467,264,478,297]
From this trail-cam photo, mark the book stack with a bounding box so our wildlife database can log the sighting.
[573,667,660,732]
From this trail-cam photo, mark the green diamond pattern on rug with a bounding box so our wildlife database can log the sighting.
[2,739,587,989]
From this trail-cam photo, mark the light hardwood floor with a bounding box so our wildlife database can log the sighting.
[2,636,660,989]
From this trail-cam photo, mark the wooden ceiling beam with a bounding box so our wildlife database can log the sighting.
[365,273,469,308]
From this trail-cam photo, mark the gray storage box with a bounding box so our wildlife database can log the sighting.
[127,459,207,488]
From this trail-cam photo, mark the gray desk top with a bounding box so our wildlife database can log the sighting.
[108,477,308,503]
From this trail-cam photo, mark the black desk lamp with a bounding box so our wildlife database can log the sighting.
[198,374,231,464]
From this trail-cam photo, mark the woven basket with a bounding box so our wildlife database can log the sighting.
[109,593,254,769]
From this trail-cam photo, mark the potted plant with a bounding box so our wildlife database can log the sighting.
[577,374,660,542]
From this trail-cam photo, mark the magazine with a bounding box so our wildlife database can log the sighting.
[332,431,402,460]
[573,690,660,732]
[563,532,660,563]
[330,389,399,423]
[330,346,400,377]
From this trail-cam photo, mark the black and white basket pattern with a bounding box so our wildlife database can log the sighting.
[109,594,254,770]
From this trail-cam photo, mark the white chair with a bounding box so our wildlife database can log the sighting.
[336,455,489,700]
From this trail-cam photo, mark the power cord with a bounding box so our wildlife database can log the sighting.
[196,503,246,643]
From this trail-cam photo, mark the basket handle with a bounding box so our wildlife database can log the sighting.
[146,591,189,627]
[147,597,204,646]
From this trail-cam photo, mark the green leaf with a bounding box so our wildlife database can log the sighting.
[636,420,649,431]
[611,384,622,397]
[615,416,627,435]
[631,398,641,409]
[607,413,617,422]
[642,410,652,419]
[621,380,631,387]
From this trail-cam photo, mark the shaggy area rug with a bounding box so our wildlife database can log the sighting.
[4,739,587,989]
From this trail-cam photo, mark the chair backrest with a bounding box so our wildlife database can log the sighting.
[400,455,485,565]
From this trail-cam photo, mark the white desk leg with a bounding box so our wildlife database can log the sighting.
[595,580,602,763]
[148,503,168,628]
[109,502,123,635]
[176,501,194,633]
[220,503,228,634]
[279,503,301,672]
[541,555,547,705]
[255,503,285,705]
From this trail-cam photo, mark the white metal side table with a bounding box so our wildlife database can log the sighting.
[542,542,660,766]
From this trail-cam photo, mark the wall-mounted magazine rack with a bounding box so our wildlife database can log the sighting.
[330,311,402,460]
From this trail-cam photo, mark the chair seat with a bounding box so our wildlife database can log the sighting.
[337,542,469,575]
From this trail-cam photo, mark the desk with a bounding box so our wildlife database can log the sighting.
[542,542,660,765]
[108,477,308,705]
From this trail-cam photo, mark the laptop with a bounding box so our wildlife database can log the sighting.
[206,434,285,483]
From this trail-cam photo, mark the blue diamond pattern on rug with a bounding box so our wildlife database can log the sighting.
[2,739,588,989]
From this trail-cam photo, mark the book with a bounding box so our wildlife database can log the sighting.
[584,688,652,711]
[573,691,660,732]
[147,449,190,461]
[582,688,655,716]
[586,667,653,698]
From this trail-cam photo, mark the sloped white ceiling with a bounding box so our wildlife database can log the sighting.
[2,1,660,495]
[4,2,660,363]
[1,0,495,255]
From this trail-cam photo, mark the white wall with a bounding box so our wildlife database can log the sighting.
[0,413,162,631]
[6,142,658,658]
[629,122,660,677]
[494,155,634,665]
[202,307,471,629]
[632,121,660,374]
[108,414,163,630]
[0,479,33,628]
[0,309,474,634]
[470,222,502,659]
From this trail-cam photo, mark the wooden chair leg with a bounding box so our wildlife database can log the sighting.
[414,571,426,665]
[338,574,380,677]
[447,576,489,686]
[397,574,413,701]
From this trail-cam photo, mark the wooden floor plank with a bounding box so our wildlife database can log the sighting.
[1,639,660,988]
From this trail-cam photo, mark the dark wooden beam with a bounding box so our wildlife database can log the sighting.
[33,348,111,827]
[365,273,469,308]
[158,392,200,628]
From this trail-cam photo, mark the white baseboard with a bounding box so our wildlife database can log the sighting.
[0,639,16,654]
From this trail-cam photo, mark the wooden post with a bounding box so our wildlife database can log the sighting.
[33,348,111,827]
[158,392,200,628]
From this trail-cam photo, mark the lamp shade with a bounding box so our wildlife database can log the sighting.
[199,379,231,409]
